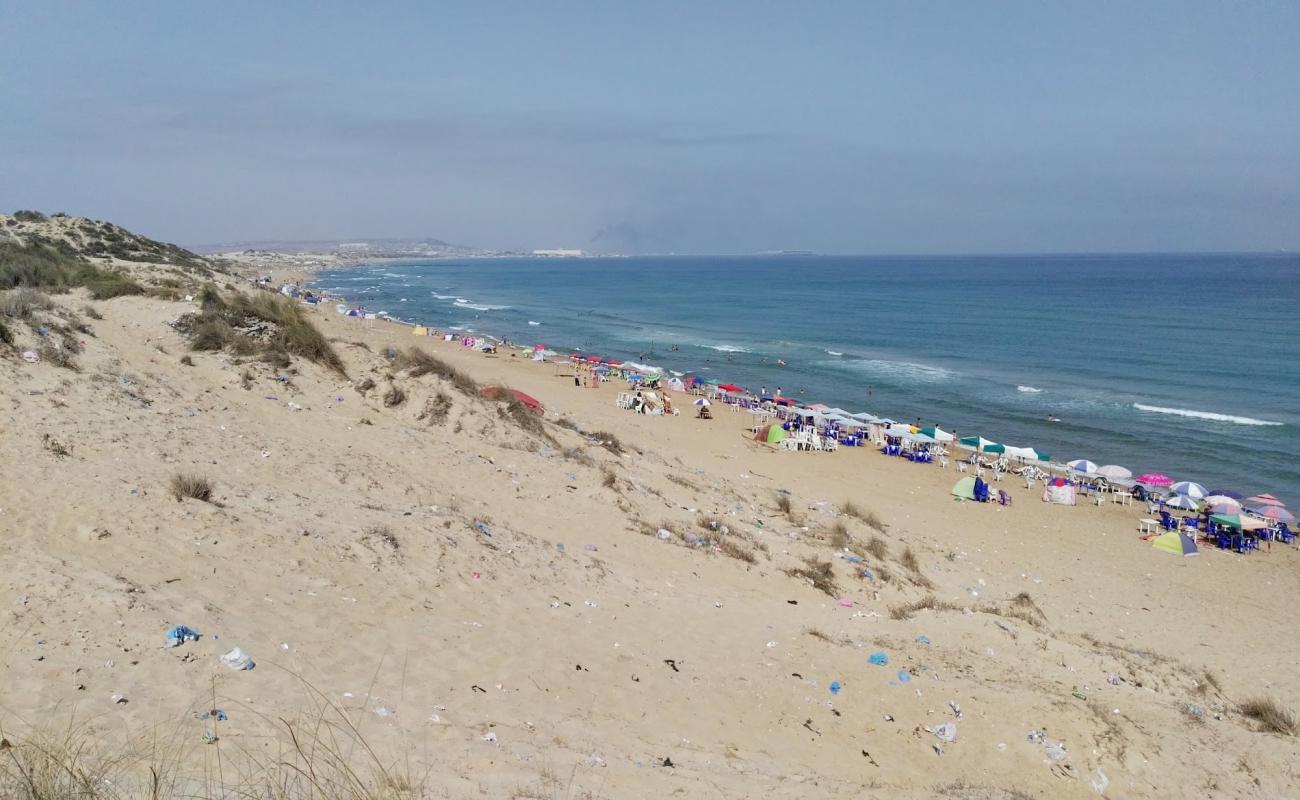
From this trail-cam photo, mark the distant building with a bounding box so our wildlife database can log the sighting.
[531,248,583,257]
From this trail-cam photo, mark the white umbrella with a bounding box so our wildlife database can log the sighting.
[885,424,913,435]
[694,397,711,407]
[1068,459,1099,474]
[1171,481,1208,499]
[1096,465,1132,481]
[1163,495,1200,510]
[850,412,879,422]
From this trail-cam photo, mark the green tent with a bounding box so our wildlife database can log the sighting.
[951,476,976,500]
[1210,513,1268,532]
[754,423,788,445]
[918,426,955,442]
[1151,530,1199,557]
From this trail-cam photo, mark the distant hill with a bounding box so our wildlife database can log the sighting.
[1,209,216,272]
[193,236,505,259]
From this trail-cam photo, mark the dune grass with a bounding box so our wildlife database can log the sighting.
[169,473,213,503]
[382,385,406,408]
[863,536,889,561]
[1240,697,1297,736]
[827,519,850,549]
[185,288,345,375]
[394,347,477,394]
[840,499,887,532]
[785,558,837,596]
[716,537,757,564]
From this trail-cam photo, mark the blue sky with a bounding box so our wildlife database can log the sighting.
[2,1,1297,254]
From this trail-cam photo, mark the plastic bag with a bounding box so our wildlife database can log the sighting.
[220,647,255,671]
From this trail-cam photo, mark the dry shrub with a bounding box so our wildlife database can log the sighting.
[785,558,837,596]
[169,473,213,503]
[601,468,618,489]
[667,474,698,491]
[365,525,400,551]
[417,391,452,423]
[0,287,54,319]
[864,536,889,561]
[697,514,723,532]
[841,499,888,532]
[240,369,253,390]
[553,416,579,431]
[804,627,834,643]
[775,493,793,517]
[827,519,850,549]
[889,594,959,621]
[354,377,375,394]
[179,354,194,366]
[38,340,78,371]
[42,434,71,458]
[561,446,595,467]
[717,537,756,564]
[395,347,477,394]
[900,546,921,572]
[382,384,406,407]
[1240,697,1297,735]
[589,431,624,455]
[80,304,103,320]
[497,394,549,440]
[1010,591,1046,622]
[0,318,12,347]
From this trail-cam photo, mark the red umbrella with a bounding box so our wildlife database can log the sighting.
[483,386,544,415]
[607,360,623,367]
[718,383,746,393]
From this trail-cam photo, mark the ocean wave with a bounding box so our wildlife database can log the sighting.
[831,358,956,382]
[431,292,458,300]
[703,344,750,353]
[527,320,542,326]
[1017,385,1043,393]
[453,299,511,311]
[825,350,844,356]
[1133,403,1283,426]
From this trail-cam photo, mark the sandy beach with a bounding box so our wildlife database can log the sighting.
[0,225,1296,798]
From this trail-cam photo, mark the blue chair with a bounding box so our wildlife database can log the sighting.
[1160,511,1177,531]
[1278,523,1295,544]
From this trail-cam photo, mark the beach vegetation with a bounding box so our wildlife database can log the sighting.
[560,445,595,467]
[589,430,625,455]
[38,340,78,371]
[601,468,618,489]
[716,537,757,564]
[182,289,345,375]
[785,558,837,596]
[0,318,12,347]
[0,287,54,319]
[827,519,850,549]
[42,434,71,459]
[394,347,477,394]
[354,377,376,394]
[889,595,960,621]
[417,391,452,424]
[900,546,921,573]
[382,384,406,407]
[1240,697,1296,736]
[774,492,793,518]
[179,355,193,366]
[169,473,214,503]
[864,536,889,561]
[240,369,254,390]
[841,499,888,532]
[80,304,103,320]
[13,209,48,222]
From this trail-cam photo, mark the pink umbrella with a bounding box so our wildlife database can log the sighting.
[1251,505,1294,522]
[1136,473,1174,487]
[1245,493,1285,507]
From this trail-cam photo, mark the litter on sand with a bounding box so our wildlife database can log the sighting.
[165,625,201,648]
[869,651,889,666]
[220,647,255,671]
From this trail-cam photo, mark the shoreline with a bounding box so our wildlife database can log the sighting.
[296,260,1295,506]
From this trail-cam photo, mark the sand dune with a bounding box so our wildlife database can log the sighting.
[0,243,1297,798]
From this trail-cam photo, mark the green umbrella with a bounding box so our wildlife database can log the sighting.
[918,426,955,442]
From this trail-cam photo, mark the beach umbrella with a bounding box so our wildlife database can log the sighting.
[805,403,830,411]
[850,412,879,422]
[1151,531,1199,557]
[1245,493,1285,507]
[1095,465,1132,481]
[1162,495,1200,511]
[1067,459,1099,475]
[1135,473,1174,487]
[1211,513,1269,532]
[754,423,788,445]
[1171,481,1208,499]
[1204,496,1242,514]
[1249,505,1295,522]
[951,476,976,500]
[918,426,955,443]
[886,424,914,436]
[717,383,746,393]
[1208,488,1243,500]
[694,397,711,407]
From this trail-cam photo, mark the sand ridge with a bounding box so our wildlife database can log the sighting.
[0,256,1297,798]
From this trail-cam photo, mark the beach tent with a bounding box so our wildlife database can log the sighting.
[1152,531,1199,557]
[1210,513,1269,532]
[918,426,955,443]
[1042,478,1077,505]
[959,436,1004,454]
[754,423,788,445]
[482,386,544,415]
[951,476,976,500]
[667,377,686,392]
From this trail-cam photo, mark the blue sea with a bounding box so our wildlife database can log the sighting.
[315,254,1300,501]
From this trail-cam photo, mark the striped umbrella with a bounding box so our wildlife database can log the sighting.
[1250,505,1295,523]
[1245,493,1285,507]
[960,436,1004,454]
[1203,495,1242,513]
[1208,489,1243,500]
[1136,473,1174,487]
[1171,481,1209,499]
[1067,459,1099,474]
[1096,465,1132,481]
[1163,495,1201,510]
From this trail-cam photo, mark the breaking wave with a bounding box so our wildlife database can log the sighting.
[1017,385,1043,393]
[1133,403,1282,426]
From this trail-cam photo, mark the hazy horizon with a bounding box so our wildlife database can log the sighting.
[3,2,1298,255]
